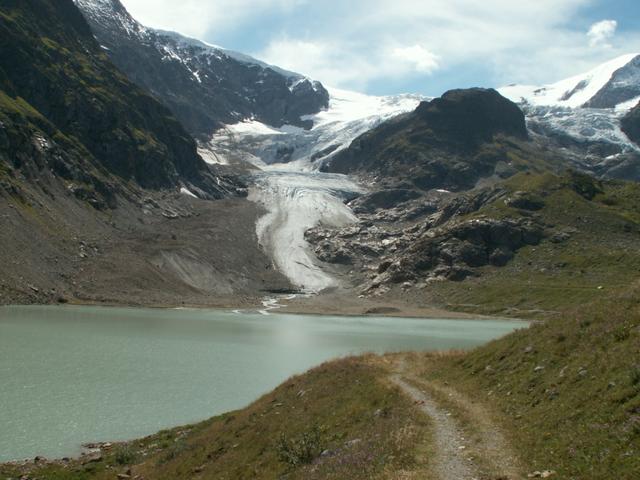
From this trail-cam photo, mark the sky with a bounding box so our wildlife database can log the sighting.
[120,0,640,97]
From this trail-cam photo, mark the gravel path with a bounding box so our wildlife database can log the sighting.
[390,358,524,480]
[390,374,480,480]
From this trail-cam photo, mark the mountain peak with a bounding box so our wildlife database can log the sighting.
[500,53,640,110]
[73,0,143,38]
[415,88,528,143]
[74,0,330,135]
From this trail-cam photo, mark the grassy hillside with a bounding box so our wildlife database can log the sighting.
[401,171,640,318]
[420,282,640,479]
[1,357,431,480]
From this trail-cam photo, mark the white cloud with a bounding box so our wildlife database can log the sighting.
[121,0,307,38]
[587,19,618,48]
[118,0,640,93]
[258,37,441,89]
[392,45,440,74]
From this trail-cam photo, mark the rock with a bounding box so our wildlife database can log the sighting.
[506,192,545,211]
[550,231,572,243]
[490,247,514,267]
[622,101,640,146]
[534,366,545,373]
[345,439,362,448]
[351,189,422,213]
[81,452,103,464]
[377,261,392,273]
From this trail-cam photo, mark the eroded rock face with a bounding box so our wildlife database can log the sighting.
[305,186,545,294]
[622,102,640,146]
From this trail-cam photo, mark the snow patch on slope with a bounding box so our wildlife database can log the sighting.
[500,54,639,109]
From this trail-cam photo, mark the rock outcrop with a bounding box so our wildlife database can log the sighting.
[622,102,640,146]
[304,178,557,295]
[323,88,529,191]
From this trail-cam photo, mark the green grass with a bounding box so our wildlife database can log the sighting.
[416,172,640,317]
[419,284,640,479]
[1,357,430,480]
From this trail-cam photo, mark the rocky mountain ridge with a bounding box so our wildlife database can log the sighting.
[499,54,640,181]
[499,53,640,109]
[74,0,330,138]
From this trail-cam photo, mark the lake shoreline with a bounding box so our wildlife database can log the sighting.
[0,290,508,321]
[0,306,527,463]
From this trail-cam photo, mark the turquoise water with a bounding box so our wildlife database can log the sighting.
[0,305,525,461]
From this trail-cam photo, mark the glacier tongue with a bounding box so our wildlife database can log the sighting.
[249,168,363,292]
[209,88,424,292]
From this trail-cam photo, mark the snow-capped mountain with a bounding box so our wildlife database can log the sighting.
[500,54,640,109]
[74,0,329,138]
[499,55,640,180]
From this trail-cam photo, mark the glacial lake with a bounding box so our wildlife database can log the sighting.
[0,305,526,462]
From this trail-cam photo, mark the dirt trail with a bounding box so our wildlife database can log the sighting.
[390,358,524,480]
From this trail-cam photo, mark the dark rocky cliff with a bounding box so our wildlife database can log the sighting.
[324,88,528,192]
[0,0,233,201]
[622,102,640,146]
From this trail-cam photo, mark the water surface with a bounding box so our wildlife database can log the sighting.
[0,305,525,461]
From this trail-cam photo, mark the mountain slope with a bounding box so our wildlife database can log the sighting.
[0,0,230,197]
[0,0,289,307]
[499,53,640,109]
[423,279,640,479]
[74,0,330,138]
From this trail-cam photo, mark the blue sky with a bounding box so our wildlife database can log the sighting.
[121,0,640,97]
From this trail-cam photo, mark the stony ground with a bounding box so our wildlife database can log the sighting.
[0,180,291,309]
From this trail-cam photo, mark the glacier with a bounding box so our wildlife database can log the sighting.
[499,54,640,168]
[205,88,424,292]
